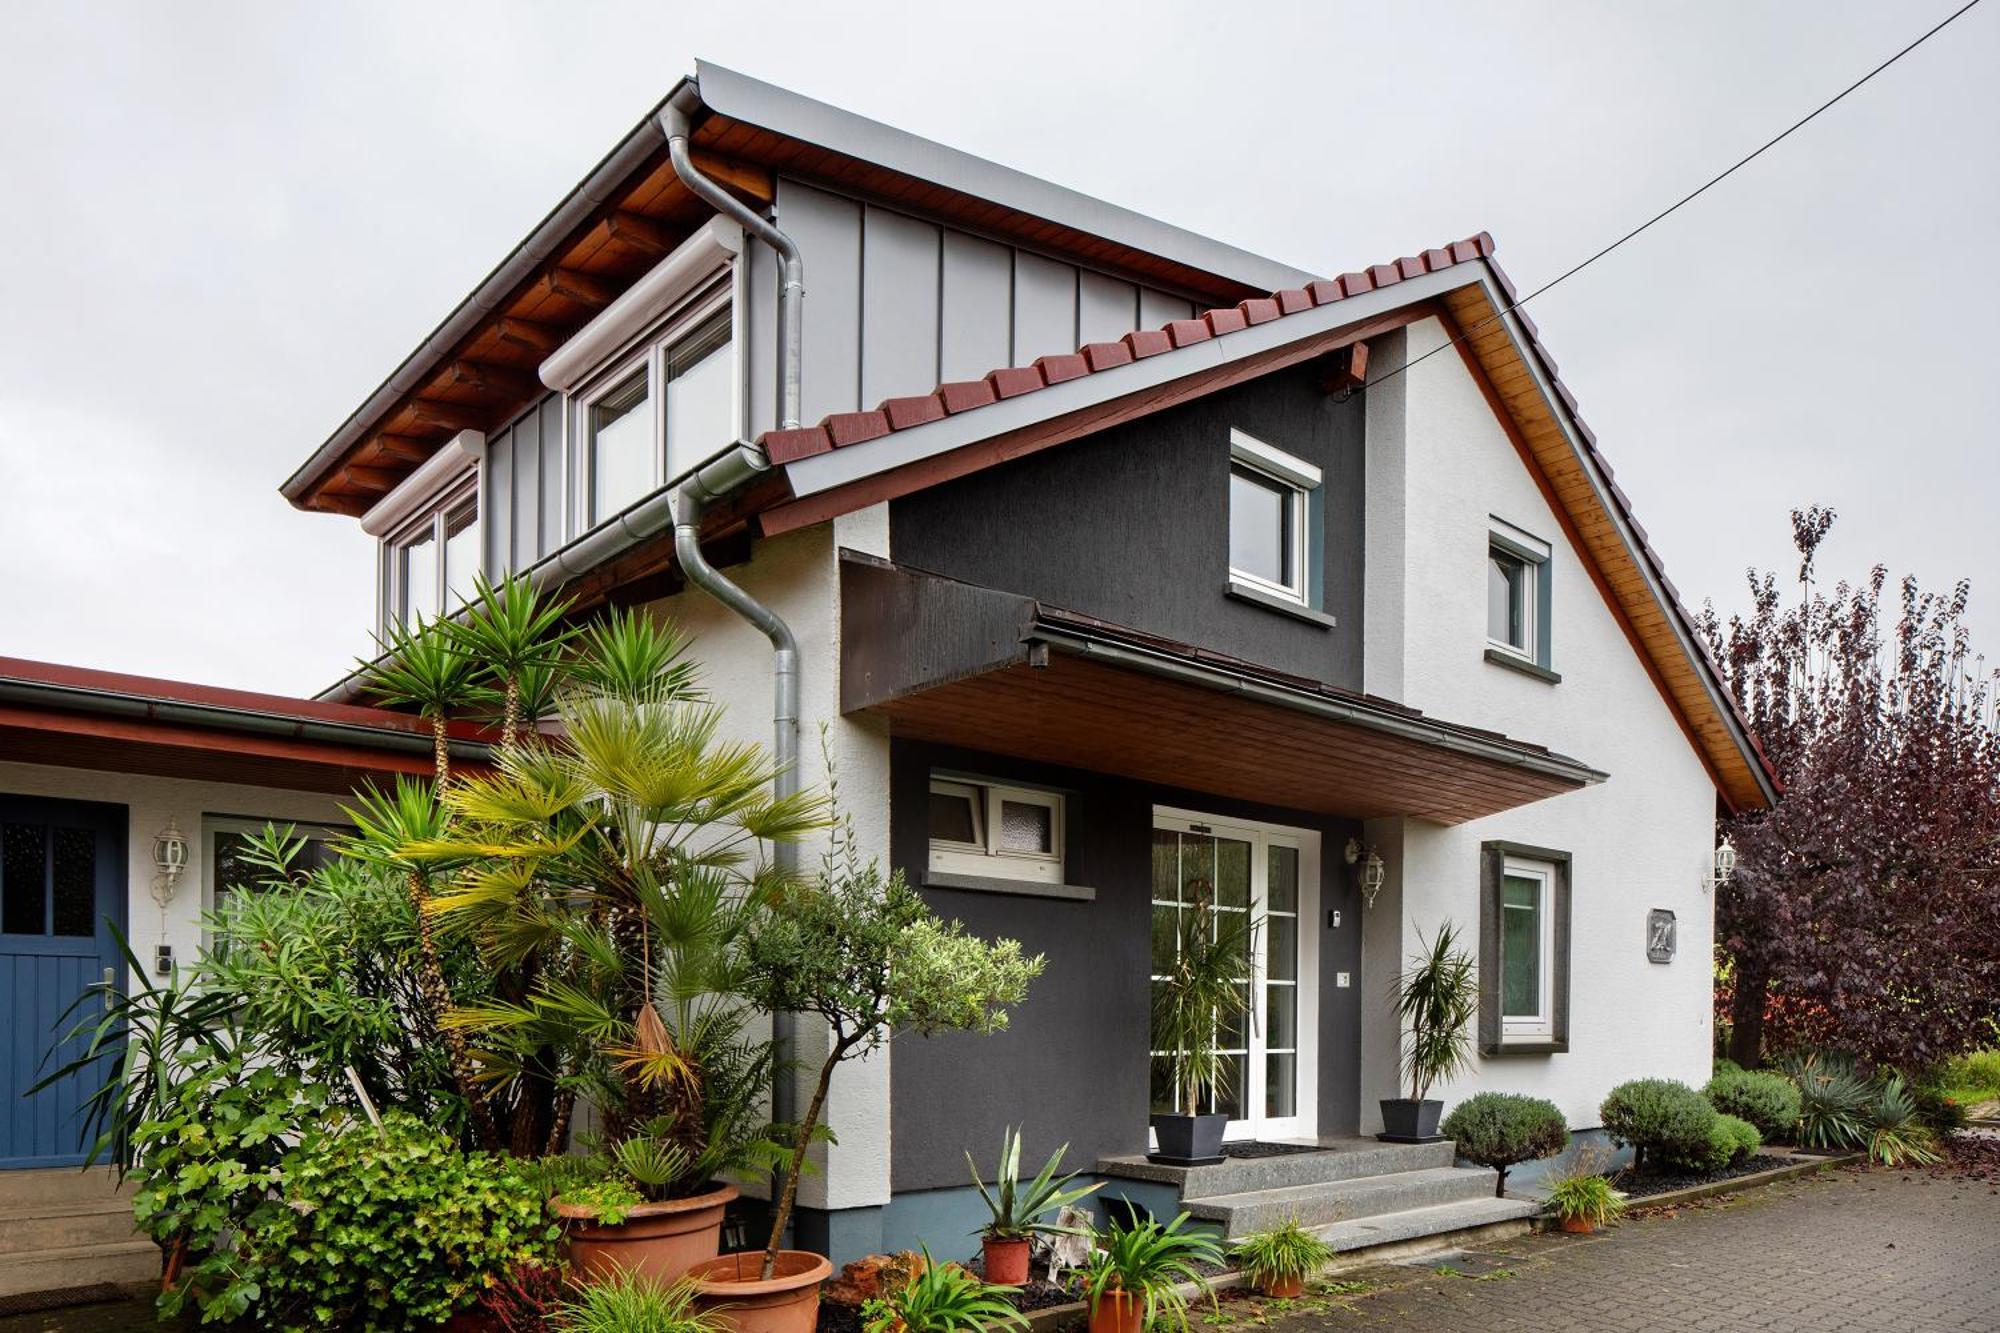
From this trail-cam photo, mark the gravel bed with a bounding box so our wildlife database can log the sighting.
[1620,1154,1791,1200]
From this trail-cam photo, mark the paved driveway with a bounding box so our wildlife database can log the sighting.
[1221,1162,2000,1333]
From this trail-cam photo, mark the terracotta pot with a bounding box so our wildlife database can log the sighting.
[554,1182,739,1284]
[1259,1273,1305,1299]
[689,1250,834,1333]
[981,1234,1031,1286]
[1089,1287,1144,1333]
[1558,1214,1596,1235]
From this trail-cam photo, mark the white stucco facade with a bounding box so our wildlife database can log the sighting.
[1357,319,1720,1131]
[0,759,349,987]
[637,504,893,1213]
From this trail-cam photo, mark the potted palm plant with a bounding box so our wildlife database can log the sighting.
[407,612,820,1285]
[1380,922,1477,1143]
[1082,1210,1223,1333]
[692,812,1043,1333]
[967,1126,1102,1285]
[1150,896,1255,1165]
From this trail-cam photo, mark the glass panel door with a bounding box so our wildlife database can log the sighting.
[1150,811,1317,1141]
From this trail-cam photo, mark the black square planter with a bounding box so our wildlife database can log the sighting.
[1147,1112,1228,1165]
[1377,1098,1445,1144]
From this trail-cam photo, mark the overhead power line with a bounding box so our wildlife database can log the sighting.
[1357,0,1987,395]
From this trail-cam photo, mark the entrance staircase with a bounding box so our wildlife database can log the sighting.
[0,1167,157,1310]
[1097,1137,1540,1255]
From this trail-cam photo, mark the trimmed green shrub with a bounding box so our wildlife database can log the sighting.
[1704,1069,1801,1142]
[1439,1093,1569,1196]
[1599,1079,1716,1172]
[1687,1114,1762,1171]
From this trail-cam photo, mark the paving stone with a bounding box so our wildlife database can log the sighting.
[1216,1165,2000,1332]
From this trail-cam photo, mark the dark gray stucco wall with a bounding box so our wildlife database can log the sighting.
[887,739,1363,1193]
[888,360,1366,689]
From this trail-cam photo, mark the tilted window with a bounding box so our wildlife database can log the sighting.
[928,778,1064,886]
[1487,518,1554,673]
[1227,429,1321,606]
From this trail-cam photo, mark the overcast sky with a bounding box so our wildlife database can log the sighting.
[1,1,1994,695]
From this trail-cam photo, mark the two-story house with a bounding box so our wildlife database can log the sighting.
[3,61,1775,1280]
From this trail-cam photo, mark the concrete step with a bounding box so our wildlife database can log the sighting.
[1098,1137,1459,1200]
[0,1199,144,1255]
[0,1238,159,1301]
[0,1168,131,1212]
[1317,1195,1543,1253]
[1185,1165,1501,1236]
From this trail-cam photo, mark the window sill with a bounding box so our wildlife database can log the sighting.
[1484,647,1562,684]
[1226,580,1337,629]
[1484,1038,1568,1056]
[924,872,1096,903]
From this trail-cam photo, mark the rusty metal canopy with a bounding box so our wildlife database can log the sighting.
[841,554,1604,826]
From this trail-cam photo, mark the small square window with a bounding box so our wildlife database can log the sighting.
[928,778,1064,885]
[1227,430,1320,606]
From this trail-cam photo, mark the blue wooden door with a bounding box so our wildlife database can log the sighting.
[1,795,126,1169]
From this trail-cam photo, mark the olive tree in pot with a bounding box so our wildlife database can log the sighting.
[1380,923,1478,1143]
[697,817,1044,1333]
[1150,897,1256,1165]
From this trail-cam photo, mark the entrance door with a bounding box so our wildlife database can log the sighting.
[1150,808,1319,1141]
[0,796,126,1169]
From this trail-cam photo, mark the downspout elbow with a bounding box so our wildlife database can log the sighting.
[660,91,804,431]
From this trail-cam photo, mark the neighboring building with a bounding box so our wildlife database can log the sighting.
[8,60,1776,1275]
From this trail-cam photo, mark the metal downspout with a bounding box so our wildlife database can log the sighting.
[661,85,804,431]
[662,77,806,1179]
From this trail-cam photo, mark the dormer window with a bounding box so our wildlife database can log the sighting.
[575,303,736,529]
[363,432,483,632]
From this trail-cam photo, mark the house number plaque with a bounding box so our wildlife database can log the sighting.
[1646,909,1677,963]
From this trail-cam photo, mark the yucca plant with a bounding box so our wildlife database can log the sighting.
[862,1249,1028,1333]
[969,1126,1102,1239]
[1867,1073,1942,1166]
[359,613,484,787]
[1152,897,1256,1118]
[1083,1210,1224,1333]
[444,572,578,747]
[1394,923,1478,1104]
[1229,1217,1333,1296]
[1784,1051,1874,1151]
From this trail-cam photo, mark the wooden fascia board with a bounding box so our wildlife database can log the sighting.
[1434,279,1774,811]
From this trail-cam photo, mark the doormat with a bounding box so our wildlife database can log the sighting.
[1220,1141,1330,1159]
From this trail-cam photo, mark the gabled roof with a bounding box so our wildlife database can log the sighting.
[739,235,1779,813]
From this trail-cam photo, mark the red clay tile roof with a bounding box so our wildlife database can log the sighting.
[758,232,1499,467]
[751,230,1776,801]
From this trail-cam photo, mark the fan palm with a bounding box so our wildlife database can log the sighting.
[407,677,826,1184]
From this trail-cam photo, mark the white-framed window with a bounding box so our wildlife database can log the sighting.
[205,817,347,917]
[385,482,480,628]
[1227,429,1320,606]
[1487,518,1551,664]
[573,296,736,530]
[1498,854,1556,1042]
[927,778,1064,885]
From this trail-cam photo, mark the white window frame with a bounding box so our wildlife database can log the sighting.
[1487,518,1551,663]
[1228,429,1320,606]
[382,477,479,630]
[1499,854,1557,1043]
[570,285,735,535]
[927,777,1064,886]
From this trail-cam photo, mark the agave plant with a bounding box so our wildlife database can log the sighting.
[862,1249,1028,1333]
[968,1126,1102,1240]
[1867,1073,1942,1167]
[1784,1051,1874,1151]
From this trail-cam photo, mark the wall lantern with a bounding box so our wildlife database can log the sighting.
[151,817,190,907]
[1702,836,1737,895]
[1345,837,1387,909]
